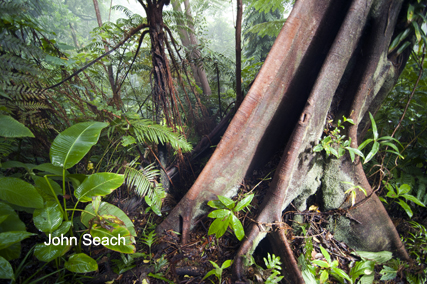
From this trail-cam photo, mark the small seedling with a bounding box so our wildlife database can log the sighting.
[203,259,233,284]
[207,194,254,241]
[341,181,368,206]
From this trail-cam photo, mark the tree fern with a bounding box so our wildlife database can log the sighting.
[130,119,192,153]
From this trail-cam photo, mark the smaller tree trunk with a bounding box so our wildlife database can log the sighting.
[92,0,121,109]
[182,0,212,96]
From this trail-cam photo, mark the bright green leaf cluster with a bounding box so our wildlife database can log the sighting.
[207,194,254,241]
[203,259,233,284]
[380,182,425,218]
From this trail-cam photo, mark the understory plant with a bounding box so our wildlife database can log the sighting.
[0,121,137,280]
[203,259,233,284]
[207,194,254,241]
[380,182,425,218]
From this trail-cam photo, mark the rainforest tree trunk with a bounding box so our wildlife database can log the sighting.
[92,0,121,109]
[157,0,420,281]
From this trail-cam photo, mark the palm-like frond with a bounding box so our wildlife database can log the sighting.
[124,162,160,198]
[131,119,192,153]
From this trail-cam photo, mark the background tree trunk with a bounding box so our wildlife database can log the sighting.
[235,0,243,107]
[92,0,121,109]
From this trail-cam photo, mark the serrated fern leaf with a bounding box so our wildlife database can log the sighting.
[124,163,160,198]
[131,119,192,152]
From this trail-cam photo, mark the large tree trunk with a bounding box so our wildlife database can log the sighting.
[157,0,417,281]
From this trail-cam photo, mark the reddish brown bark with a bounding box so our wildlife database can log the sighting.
[157,0,415,281]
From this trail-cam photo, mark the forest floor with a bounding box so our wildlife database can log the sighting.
[12,151,426,284]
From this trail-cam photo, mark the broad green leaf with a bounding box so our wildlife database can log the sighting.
[359,274,375,284]
[331,267,352,282]
[358,139,373,151]
[208,217,229,239]
[33,163,66,176]
[0,202,25,232]
[92,196,101,215]
[0,215,8,225]
[369,113,378,141]
[207,199,228,209]
[234,194,254,212]
[320,270,329,284]
[221,259,233,269]
[209,260,221,269]
[0,231,35,250]
[364,141,379,164]
[354,251,393,263]
[64,253,98,273]
[217,195,235,209]
[121,136,136,146]
[0,177,43,209]
[397,199,413,218]
[202,269,216,280]
[81,202,136,236]
[52,221,72,238]
[349,260,375,282]
[0,115,34,138]
[230,214,245,241]
[0,256,14,280]
[312,260,329,268]
[398,184,411,195]
[380,266,397,280]
[313,144,324,152]
[329,147,339,158]
[33,201,63,233]
[1,161,36,172]
[33,176,62,198]
[208,209,231,219]
[401,194,425,207]
[50,121,108,169]
[34,242,70,262]
[0,243,21,261]
[320,245,331,264]
[74,173,124,202]
[89,224,135,254]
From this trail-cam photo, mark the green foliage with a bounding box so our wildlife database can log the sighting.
[130,119,192,153]
[314,115,363,161]
[358,113,403,164]
[263,253,284,283]
[112,252,147,274]
[124,161,165,216]
[207,194,254,241]
[0,122,138,279]
[243,7,283,65]
[402,221,427,263]
[203,259,233,284]
[388,2,427,55]
[380,182,425,218]
[341,182,367,206]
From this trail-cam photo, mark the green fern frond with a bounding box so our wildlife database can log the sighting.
[124,162,160,198]
[131,119,192,152]
[245,20,286,38]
